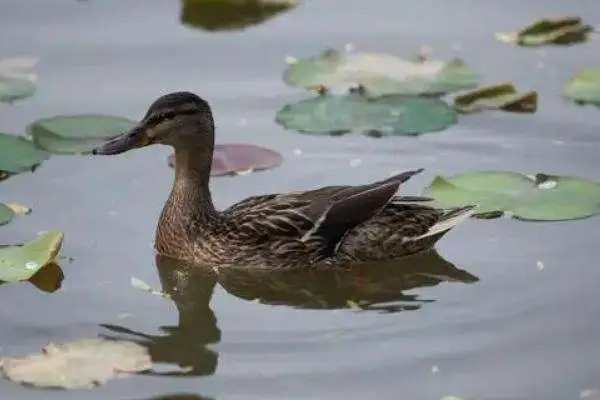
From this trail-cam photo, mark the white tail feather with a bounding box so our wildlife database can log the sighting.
[410,206,477,241]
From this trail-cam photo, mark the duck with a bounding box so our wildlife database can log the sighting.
[92,91,475,269]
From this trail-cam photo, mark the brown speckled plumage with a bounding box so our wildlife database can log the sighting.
[93,91,476,269]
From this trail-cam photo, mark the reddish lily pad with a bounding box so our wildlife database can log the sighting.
[168,143,283,176]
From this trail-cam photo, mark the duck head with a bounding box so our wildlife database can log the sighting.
[92,91,215,156]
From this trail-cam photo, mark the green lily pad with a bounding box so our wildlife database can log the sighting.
[27,114,137,155]
[181,0,298,32]
[283,49,479,97]
[422,171,600,221]
[0,133,49,179]
[563,68,600,107]
[276,93,457,136]
[0,76,36,103]
[0,57,38,103]
[453,83,538,114]
[496,16,595,46]
[0,231,64,282]
[0,203,31,226]
[0,338,152,389]
[0,204,14,226]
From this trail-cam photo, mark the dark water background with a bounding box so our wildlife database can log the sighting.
[1,1,600,399]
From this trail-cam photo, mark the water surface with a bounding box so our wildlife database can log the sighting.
[1,1,600,399]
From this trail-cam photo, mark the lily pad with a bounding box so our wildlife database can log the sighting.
[131,276,171,299]
[27,114,136,155]
[0,231,64,282]
[0,56,38,103]
[27,262,64,293]
[283,49,479,96]
[0,133,49,178]
[422,171,600,221]
[0,204,14,226]
[0,203,32,226]
[453,83,538,113]
[0,338,152,389]
[276,93,457,136]
[563,68,600,107]
[168,143,283,176]
[496,16,595,46]
[181,0,298,32]
[0,76,36,103]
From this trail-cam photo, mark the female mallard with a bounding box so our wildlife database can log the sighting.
[92,91,475,269]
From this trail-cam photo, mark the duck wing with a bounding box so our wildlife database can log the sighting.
[336,203,476,261]
[223,169,424,258]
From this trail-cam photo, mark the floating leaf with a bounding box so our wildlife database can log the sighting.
[167,143,283,176]
[131,276,171,299]
[0,133,49,179]
[422,171,600,221]
[0,56,38,103]
[0,338,152,389]
[0,231,63,282]
[27,114,136,155]
[0,203,31,226]
[496,16,595,46]
[0,77,36,103]
[453,83,538,113]
[27,262,64,293]
[283,49,479,96]
[563,68,600,107]
[181,0,298,32]
[0,204,15,226]
[276,93,457,136]
[5,203,32,215]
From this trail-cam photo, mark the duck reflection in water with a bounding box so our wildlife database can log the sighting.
[101,251,478,377]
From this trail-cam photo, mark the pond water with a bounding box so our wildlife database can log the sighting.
[1,0,600,399]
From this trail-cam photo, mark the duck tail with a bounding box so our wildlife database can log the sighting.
[410,205,477,245]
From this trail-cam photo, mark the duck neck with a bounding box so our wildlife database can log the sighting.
[156,137,219,255]
[171,141,217,222]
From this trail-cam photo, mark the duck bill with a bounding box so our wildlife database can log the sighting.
[92,124,151,155]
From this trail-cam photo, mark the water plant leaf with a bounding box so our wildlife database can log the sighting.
[563,68,600,107]
[0,204,15,226]
[453,83,538,114]
[496,16,595,46]
[167,143,283,176]
[5,203,32,215]
[181,0,298,32]
[27,262,64,293]
[0,56,38,103]
[0,133,49,178]
[0,203,31,226]
[0,338,152,389]
[131,276,171,299]
[0,231,64,282]
[276,93,457,136]
[283,49,479,96]
[422,171,600,221]
[27,114,136,155]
